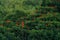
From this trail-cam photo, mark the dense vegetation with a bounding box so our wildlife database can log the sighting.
[0,0,60,40]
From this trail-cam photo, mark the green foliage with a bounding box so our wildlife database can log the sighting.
[0,0,60,40]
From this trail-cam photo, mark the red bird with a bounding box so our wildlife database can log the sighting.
[22,21,24,28]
